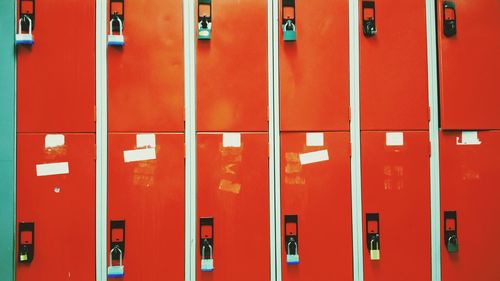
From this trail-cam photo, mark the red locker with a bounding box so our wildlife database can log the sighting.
[196,133,270,280]
[440,131,500,280]
[16,0,95,133]
[16,133,95,280]
[437,0,500,130]
[361,131,430,280]
[280,132,352,280]
[279,0,349,131]
[359,0,429,131]
[107,0,184,132]
[107,133,185,280]
[196,0,268,132]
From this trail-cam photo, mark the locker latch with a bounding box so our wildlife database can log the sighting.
[200,217,214,272]
[443,1,457,37]
[366,213,380,260]
[108,0,125,46]
[18,222,35,263]
[282,0,296,42]
[110,220,126,260]
[16,0,35,45]
[284,215,299,265]
[198,0,212,40]
[362,1,377,37]
[444,211,458,253]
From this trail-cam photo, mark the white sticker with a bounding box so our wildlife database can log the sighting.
[36,162,69,176]
[136,133,156,148]
[386,132,404,146]
[299,150,329,165]
[223,133,241,147]
[123,148,156,163]
[45,134,65,148]
[306,133,324,147]
[456,131,481,145]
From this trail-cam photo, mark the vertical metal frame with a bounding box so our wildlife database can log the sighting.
[349,0,364,280]
[425,0,441,280]
[96,0,108,279]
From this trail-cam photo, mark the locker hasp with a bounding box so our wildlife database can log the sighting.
[444,211,458,252]
[18,222,35,263]
[366,213,380,260]
[198,0,212,40]
[16,0,35,45]
[200,217,214,272]
[443,1,457,37]
[282,0,296,41]
[284,215,300,265]
[362,1,377,37]
[110,220,126,259]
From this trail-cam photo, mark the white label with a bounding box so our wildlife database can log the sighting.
[306,133,324,147]
[299,150,329,165]
[457,131,481,145]
[136,133,156,148]
[36,162,69,177]
[222,133,241,147]
[386,132,404,146]
[123,148,156,163]
[45,134,65,148]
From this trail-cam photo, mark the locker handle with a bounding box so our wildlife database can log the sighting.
[198,0,212,40]
[443,1,457,37]
[366,213,380,257]
[284,215,299,264]
[18,222,35,263]
[200,217,214,272]
[282,0,296,41]
[362,1,377,37]
[444,211,458,252]
[110,220,126,260]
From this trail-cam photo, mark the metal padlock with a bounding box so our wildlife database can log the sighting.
[16,15,34,45]
[19,253,28,262]
[370,238,380,261]
[108,17,125,47]
[107,246,125,278]
[198,18,212,40]
[282,20,296,42]
[447,235,458,253]
[201,244,214,272]
[286,240,299,265]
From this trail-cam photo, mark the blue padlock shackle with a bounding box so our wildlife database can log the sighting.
[284,19,295,31]
[110,245,123,267]
[18,15,33,35]
[109,17,123,36]
[201,243,213,260]
[287,239,298,255]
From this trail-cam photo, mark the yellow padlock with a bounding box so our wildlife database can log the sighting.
[370,239,380,261]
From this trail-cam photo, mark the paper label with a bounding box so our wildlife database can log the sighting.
[136,133,156,148]
[306,133,324,147]
[123,148,156,163]
[45,134,65,148]
[223,133,241,147]
[36,162,69,176]
[386,132,404,146]
[299,150,329,165]
[457,131,481,145]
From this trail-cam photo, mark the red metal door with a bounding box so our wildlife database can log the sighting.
[196,0,268,132]
[279,0,349,131]
[107,0,184,132]
[17,0,95,133]
[440,131,500,280]
[359,0,429,131]
[280,132,352,280]
[107,133,185,280]
[16,133,95,280]
[361,131,430,280]
[196,133,269,280]
[437,0,500,130]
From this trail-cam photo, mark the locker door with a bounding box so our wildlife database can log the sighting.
[196,133,269,280]
[16,134,95,281]
[279,0,349,131]
[16,0,95,133]
[359,0,429,131]
[196,0,268,132]
[107,133,184,280]
[280,132,352,280]
[107,0,184,132]
[437,0,500,130]
[361,131,430,280]
[440,131,500,280]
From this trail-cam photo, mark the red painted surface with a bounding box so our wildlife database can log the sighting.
[197,133,270,280]
[361,131,431,280]
[16,134,95,280]
[437,0,500,130]
[440,131,500,280]
[107,0,184,132]
[107,133,185,280]
[196,0,268,132]
[359,0,429,131]
[17,0,95,133]
[280,132,352,280]
[279,0,349,131]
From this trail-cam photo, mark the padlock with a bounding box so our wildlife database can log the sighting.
[282,20,296,42]
[286,240,299,265]
[201,243,214,272]
[370,238,380,261]
[16,15,34,45]
[198,19,212,40]
[108,16,125,47]
[447,235,458,253]
[19,253,28,262]
[107,246,125,278]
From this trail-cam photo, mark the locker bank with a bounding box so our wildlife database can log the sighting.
[1,0,499,280]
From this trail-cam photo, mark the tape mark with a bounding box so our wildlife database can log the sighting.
[218,179,241,194]
[36,162,69,176]
[456,131,481,145]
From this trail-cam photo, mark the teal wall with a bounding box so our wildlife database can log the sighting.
[0,0,16,280]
